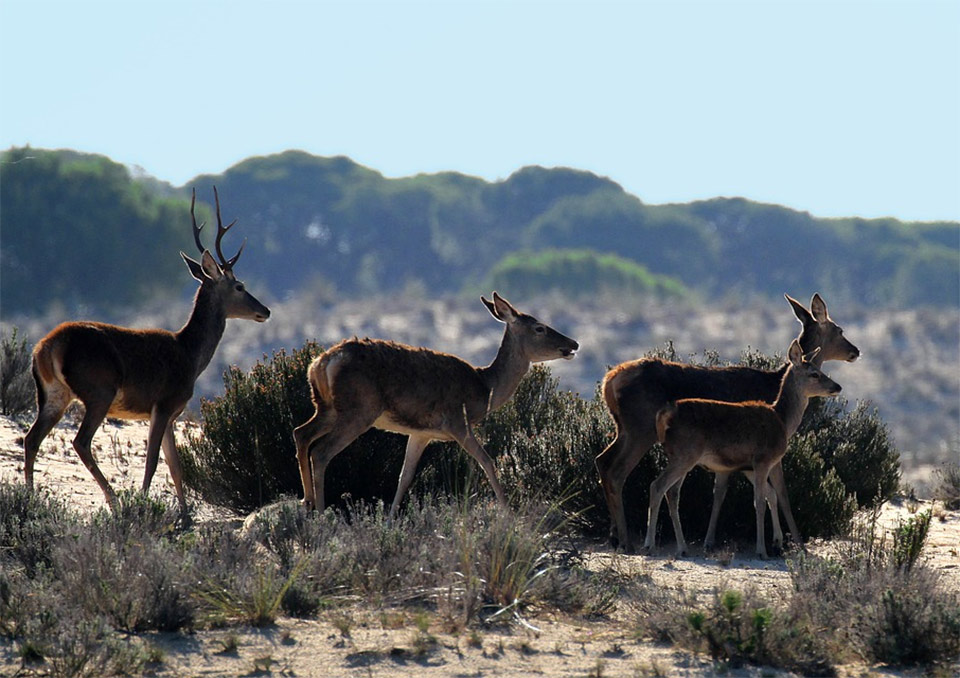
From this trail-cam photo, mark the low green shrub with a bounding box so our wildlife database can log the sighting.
[0,325,34,417]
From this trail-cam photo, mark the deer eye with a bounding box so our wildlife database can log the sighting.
[235,283,245,293]
[535,325,546,334]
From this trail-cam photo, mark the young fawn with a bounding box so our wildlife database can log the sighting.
[293,292,579,515]
[597,293,859,552]
[645,339,842,559]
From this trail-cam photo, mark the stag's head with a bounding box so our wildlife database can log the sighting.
[481,292,578,362]
[786,293,858,365]
[181,187,270,322]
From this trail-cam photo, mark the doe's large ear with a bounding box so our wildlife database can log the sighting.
[785,293,814,326]
[491,292,519,323]
[810,293,829,322]
[481,292,519,323]
[787,338,804,365]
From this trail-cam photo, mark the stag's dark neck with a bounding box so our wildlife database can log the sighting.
[177,285,227,378]
[479,327,529,413]
[772,367,808,439]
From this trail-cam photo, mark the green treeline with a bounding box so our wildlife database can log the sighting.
[1,147,957,315]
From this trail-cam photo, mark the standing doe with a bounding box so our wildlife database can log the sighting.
[645,339,842,559]
[23,188,270,518]
[293,292,578,514]
[596,293,859,552]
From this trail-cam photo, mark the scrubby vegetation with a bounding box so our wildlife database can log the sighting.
[637,509,960,673]
[0,326,33,417]
[0,482,613,674]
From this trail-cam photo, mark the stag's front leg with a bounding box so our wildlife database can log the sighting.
[160,420,190,522]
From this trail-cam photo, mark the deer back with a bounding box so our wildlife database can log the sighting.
[605,358,786,422]
[658,397,787,471]
[310,338,492,430]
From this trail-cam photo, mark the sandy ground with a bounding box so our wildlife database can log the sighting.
[1,414,958,677]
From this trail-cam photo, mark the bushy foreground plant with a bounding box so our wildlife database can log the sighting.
[637,509,960,672]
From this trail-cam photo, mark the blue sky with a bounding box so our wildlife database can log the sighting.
[2,0,958,222]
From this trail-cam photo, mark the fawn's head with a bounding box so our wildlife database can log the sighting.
[787,339,843,398]
[181,187,270,323]
[481,292,579,362]
[786,293,859,365]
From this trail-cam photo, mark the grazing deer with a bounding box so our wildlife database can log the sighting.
[293,292,579,514]
[23,188,270,517]
[645,339,842,559]
[596,294,859,552]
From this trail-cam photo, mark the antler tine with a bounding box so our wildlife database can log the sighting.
[212,186,242,269]
[190,188,206,254]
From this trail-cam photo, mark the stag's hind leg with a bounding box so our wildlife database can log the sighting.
[71,393,119,508]
[23,377,72,490]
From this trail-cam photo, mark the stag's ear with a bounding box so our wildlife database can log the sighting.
[787,338,804,365]
[810,293,829,322]
[785,293,814,326]
[199,250,223,281]
[181,252,207,282]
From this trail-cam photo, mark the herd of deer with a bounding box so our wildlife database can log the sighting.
[21,189,861,559]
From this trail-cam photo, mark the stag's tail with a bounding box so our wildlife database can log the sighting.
[655,401,678,444]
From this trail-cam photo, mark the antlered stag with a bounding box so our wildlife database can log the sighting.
[23,188,270,518]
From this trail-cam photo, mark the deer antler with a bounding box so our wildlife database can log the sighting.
[213,186,245,270]
[190,188,206,255]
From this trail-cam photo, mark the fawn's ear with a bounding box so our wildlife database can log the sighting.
[803,346,822,364]
[785,293,814,326]
[810,293,829,322]
[788,338,804,365]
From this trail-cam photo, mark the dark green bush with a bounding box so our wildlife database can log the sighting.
[0,325,33,417]
[179,342,420,513]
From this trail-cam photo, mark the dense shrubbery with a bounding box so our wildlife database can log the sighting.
[181,340,901,548]
[0,326,33,417]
